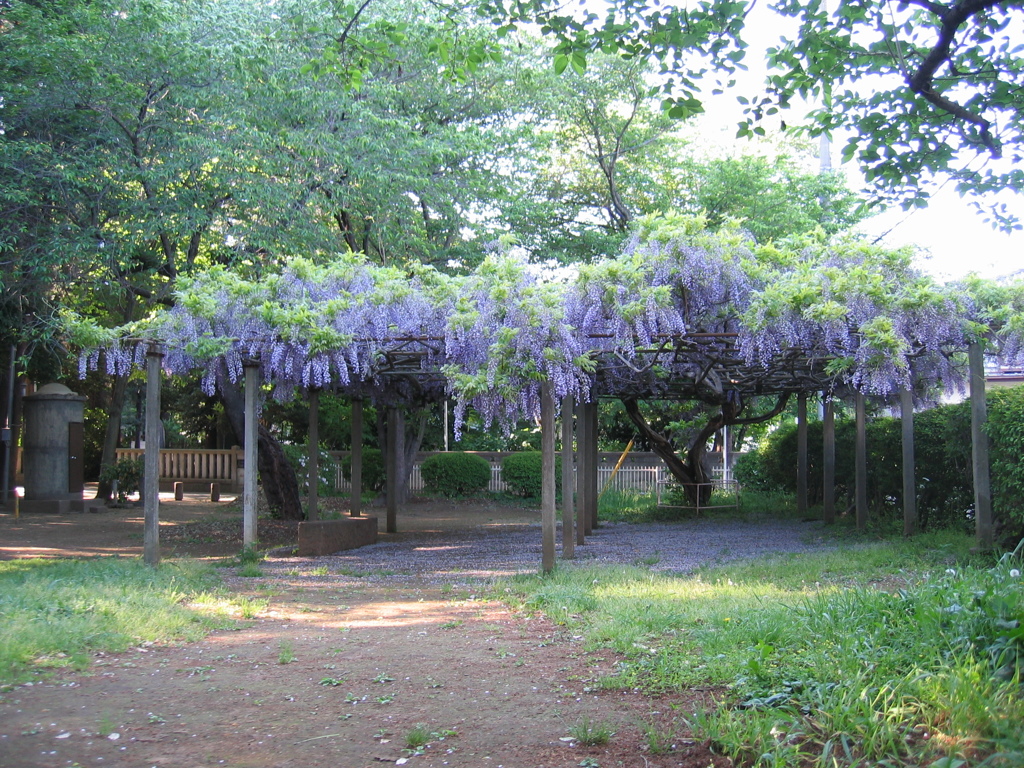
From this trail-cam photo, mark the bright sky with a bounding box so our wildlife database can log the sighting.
[687,3,1024,284]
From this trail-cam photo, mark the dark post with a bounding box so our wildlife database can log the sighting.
[855,390,868,531]
[350,399,363,517]
[822,397,835,525]
[307,389,320,522]
[587,400,599,531]
[969,341,994,550]
[561,395,575,560]
[900,389,917,537]
[575,400,590,540]
[797,393,808,517]
[385,406,399,533]
[540,382,556,573]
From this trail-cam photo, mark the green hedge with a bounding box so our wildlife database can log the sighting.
[734,386,1024,535]
[501,451,561,498]
[340,448,386,493]
[420,452,492,497]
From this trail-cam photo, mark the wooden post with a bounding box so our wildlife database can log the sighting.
[574,401,586,546]
[855,390,868,531]
[586,400,599,531]
[797,392,808,518]
[578,400,597,537]
[822,397,835,525]
[540,382,556,574]
[900,389,917,537]
[385,406,399,533]
[307,389,319,522]
[969,341,994,550]
[561,396,575,560]
[210,482,220,503]
[350,399,363,517]
[242,362,258,550]
[143,347,162,567]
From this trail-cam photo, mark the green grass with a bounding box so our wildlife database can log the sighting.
[499,532,1023,767]
[0,557,251,686]
[597,487,803,523]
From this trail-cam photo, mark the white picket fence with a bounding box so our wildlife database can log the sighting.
[328,452,737,496]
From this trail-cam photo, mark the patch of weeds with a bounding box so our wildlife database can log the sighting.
[184,665,214,681]
[146,712,166,724]
[640,719,675,754]
[277,640,296,664]
[344,692,361,703]
[404,725,458,756]
[234,596,266,619]
[568,716,614,746]
[578,759,601,768]
[375,693,395,704]
[319,677,345,686]
[633,553,662,567]
[310,566,330,577]
[237,562,264,578]
[336,567,368,578]
[440,619,463,630]
[373,672,395,684]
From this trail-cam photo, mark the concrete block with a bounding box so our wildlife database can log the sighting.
[297,516,378,556]
[173,482,184,501]
[210,483,220,502]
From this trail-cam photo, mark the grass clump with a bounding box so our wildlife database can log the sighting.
[501,533,1024,767]
[0,557,244,685]
[568,716,614,746]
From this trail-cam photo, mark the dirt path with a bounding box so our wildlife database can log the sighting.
[0,497,799,767]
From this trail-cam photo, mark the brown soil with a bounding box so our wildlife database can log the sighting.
[0,495,736,768]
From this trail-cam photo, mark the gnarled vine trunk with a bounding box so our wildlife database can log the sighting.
[218,369,303,520]
[622,393,792,506]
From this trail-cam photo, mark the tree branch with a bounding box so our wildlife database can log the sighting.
[906,0,1007,156]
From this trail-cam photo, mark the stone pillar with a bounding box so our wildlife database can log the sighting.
[144,349,163,565]
[242,362,259,550]
[21,383,98,514]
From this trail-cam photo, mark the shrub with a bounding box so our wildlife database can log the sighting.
[281,443,341,497]
[420,452,492,497]
[501,451,561,498]
[99,457,143,504]
[340,448,385,492]
[735,386,1024,534]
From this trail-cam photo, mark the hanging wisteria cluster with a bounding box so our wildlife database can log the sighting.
[740,236,972,397]
[72,214,1024,431]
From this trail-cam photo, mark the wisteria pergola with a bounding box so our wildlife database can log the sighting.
[76,217,1023,569]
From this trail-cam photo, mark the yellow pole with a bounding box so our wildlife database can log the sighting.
[597,438,634,502]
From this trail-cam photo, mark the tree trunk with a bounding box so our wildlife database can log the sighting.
[623,393,792,506]
[622,398,712,505]
[376,405,428,504]
[94,373,130,501]
[219,368,303,520]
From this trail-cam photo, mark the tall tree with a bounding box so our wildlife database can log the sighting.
[481,0,1024,228]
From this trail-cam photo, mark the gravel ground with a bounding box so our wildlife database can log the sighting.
[262,517,835,584]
